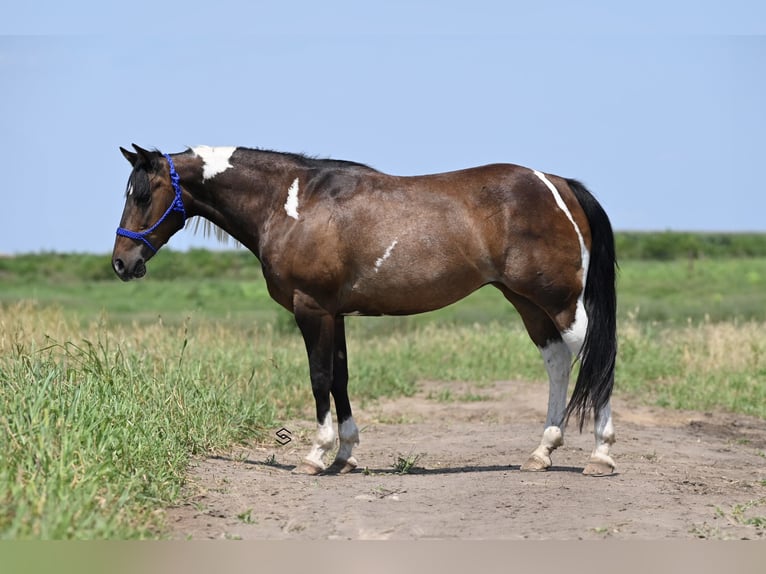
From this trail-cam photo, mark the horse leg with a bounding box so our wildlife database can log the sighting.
[326,316,360,474]
[521,338,570,471]
[557,302,616,475]
[583,401,616,476]
[495,287,569,471]
[292,293,337,475]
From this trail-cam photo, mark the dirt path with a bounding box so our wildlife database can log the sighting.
[166,380,766,540]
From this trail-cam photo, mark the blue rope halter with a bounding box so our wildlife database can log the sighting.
[115,154,186,254]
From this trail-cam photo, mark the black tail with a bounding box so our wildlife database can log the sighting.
[563,179,618,431]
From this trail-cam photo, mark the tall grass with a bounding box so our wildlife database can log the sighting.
[618,316,766,416]
[0,304,273,538]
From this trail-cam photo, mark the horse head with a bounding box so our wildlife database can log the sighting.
[112,144,187,280]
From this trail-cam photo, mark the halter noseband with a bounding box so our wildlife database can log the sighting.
[116,154,186,254]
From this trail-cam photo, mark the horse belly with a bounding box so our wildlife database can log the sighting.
[342,255,490,316]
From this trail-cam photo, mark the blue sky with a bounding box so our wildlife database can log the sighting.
[1,2,765,254]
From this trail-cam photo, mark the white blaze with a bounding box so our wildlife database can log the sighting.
[192,145,236,182]
[284,178,300,219]
[375,239,398,272]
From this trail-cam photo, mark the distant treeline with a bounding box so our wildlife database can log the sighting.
[1,233,766,282]
[615,232,766,260]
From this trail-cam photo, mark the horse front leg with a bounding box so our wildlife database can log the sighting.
[292,293,337,475]
[521,339,570,471]
[325,316,360,474]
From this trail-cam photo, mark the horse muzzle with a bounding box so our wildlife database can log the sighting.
[112,254,147,281]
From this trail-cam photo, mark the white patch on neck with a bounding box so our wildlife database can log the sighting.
[284,178,300,220]
[375,239,398,272]
[192,145,236,182]
[127,181,134,196]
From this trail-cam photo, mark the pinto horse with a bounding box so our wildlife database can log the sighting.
[112,144,617,476]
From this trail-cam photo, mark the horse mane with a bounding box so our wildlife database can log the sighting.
[181,146,376,247]
[241,147,378,172]
[186,216,242,248]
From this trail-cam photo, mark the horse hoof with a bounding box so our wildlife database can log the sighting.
[582,458,615,477]
[520,454,551,472]
[326,457,358,475]
[292,460,325,475]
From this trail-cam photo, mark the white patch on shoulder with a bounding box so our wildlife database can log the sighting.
[284,178,300,220]
[374,239,398,272]
[192,145,236,182]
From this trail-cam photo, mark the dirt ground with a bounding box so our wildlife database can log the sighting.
[166,379,766,540]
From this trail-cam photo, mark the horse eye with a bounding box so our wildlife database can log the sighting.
[133,192,151,206]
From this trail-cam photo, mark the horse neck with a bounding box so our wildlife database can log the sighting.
[173,150,302,254]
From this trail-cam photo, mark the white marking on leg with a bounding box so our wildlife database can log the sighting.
[374,239,398,272]
[192,145,236,181]
[524,340,570,470]
[304,411,336,469]
[591,401,616,465]
[284,178,300,220]
[337,416,360,463]
[540,340,571,428]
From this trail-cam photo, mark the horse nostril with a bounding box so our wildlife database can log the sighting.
[113,258,125,275]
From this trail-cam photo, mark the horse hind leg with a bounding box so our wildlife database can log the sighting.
[559,297,616,476]
[584,402,616,476]
[521,338,570,471]
[495,287,569,471]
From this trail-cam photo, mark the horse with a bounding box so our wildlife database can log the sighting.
[112,144,617,476]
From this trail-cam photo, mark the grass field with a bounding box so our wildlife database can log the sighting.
[1,242,765,538]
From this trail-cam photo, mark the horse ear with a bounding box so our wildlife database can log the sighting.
[131,144,156,166]
[120,146,138,166]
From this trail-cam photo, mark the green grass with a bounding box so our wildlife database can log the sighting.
[2,242,766,538]
[3,251,766,325]
[617,257,766,323]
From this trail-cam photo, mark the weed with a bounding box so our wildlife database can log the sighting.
[236,509,256,524]
[730,498,766,529]
[393,453,423,474]
[427,389,453,402]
